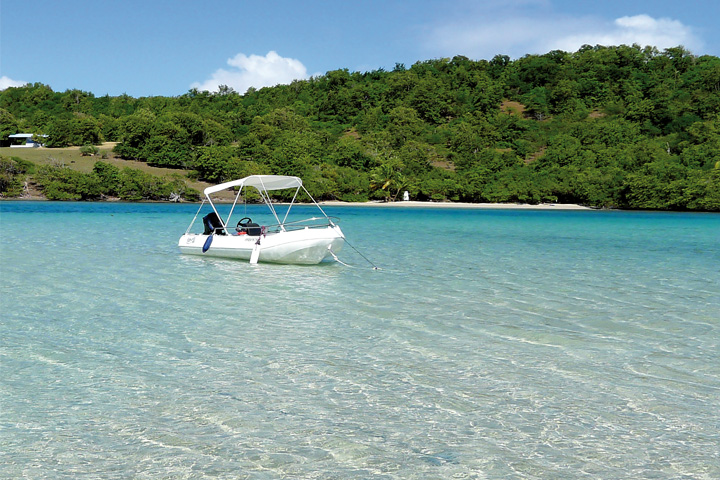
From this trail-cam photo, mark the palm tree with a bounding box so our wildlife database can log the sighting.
[370,162,410,201]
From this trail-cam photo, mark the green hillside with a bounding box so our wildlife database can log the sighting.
[2,44,719,209]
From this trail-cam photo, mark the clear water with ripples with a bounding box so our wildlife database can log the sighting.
[1,201,719,479]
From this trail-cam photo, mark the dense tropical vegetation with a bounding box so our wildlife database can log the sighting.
[1,44,719,209]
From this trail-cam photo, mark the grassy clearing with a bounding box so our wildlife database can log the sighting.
[1,142,181,175]
[0,143,234,200]
[0,144,110,172]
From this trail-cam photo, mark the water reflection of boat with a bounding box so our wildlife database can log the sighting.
[178,175,345,265]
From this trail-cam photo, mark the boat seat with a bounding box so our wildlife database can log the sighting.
[237,217,262,236]
[245,222,262,236]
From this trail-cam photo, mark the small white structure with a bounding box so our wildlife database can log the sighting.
[403,190,410,201]
[8,133,46,148]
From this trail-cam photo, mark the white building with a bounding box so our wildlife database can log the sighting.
[8,133,47,148]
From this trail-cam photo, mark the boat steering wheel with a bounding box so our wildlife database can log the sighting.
[236,217,252,233]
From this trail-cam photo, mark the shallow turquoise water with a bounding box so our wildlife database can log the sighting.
[1,202,719,479]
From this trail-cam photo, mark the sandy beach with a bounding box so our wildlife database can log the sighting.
[1,196,593,210]
[318,200,593,210]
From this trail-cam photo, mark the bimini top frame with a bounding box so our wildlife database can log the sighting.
[185,175,335,235]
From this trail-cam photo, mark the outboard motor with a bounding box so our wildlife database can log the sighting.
[203,212,225,235]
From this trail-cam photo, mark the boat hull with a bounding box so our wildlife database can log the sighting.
[178,225,345,264]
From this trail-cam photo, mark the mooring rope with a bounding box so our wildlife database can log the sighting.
[332,238,381,270]
[328,248,354,268]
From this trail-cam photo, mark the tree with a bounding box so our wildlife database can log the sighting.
[114,108,156,159]
[0,156,34,196]
[370,158,409,201]
[332,134,374,170]
[387,106,424,147]
[0,109,19,143]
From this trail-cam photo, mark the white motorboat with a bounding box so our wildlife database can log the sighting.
[178,175,345,264]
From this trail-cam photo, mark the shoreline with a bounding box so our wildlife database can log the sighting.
[318,200,593,210]
[1,195,593,210]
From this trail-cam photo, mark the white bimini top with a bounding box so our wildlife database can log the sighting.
[204,175,303,196]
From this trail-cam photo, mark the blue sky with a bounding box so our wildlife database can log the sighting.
[1,0,717,97]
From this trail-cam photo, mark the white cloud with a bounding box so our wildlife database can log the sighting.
[547,14,702,53]
[0,75,25,90]
[426,13,702,60]
[191,51,308,93]
[428,17,543,58]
